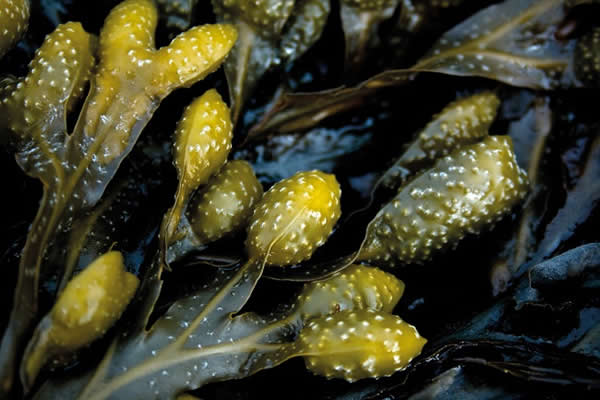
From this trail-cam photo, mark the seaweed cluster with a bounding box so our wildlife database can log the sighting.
[1,0,599,399]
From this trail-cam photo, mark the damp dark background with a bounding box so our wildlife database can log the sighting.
[1,0,599,399]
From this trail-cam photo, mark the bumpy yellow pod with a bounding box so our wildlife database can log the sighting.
[174,89,233,193]
[96,0,237,93]
[21,251,139,387]
[163,89,234,243]
[0,0,29,58]
[298,310,426,382]
[380,92,500,189]
[0,22,95,136]
[188,160,263,243]
[295,264,404,319]
[154,24,238,89]
[246,170,341,267]
[358,136,529,266]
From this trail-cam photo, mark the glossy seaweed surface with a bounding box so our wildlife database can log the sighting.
[1,0,600,399]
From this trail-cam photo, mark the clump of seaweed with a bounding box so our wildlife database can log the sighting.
[166,159,263,264]
[250,0,585,136]
[31,131,346,398]
[2,0,600,398]
[34,252,423,398]
[267,124,528,280]
[0,0,236,393]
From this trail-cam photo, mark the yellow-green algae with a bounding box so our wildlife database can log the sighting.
[298,309,426,381]
[173,90,233,193]
[295,264,405,319]
[188,160,263,243]
[163,89,234,244]
[246,170,342,267]
[21,252,138,388]
[0,22,95,139]
[380,92,500,189]
[358,136,529,266]
[0,1,237,393]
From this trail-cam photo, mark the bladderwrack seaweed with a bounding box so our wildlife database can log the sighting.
[0,22,95,151]
[379,91,500,191]
[298,309,426,382]
[188,160,263,244]
[358,136,529,267]
[246,170,342,267]
[84,0,236,165]
[0,0,236,394]
[167,160,263,264]
[162,89,234,246]
[295,264,405,319]
[20,251,138,391]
